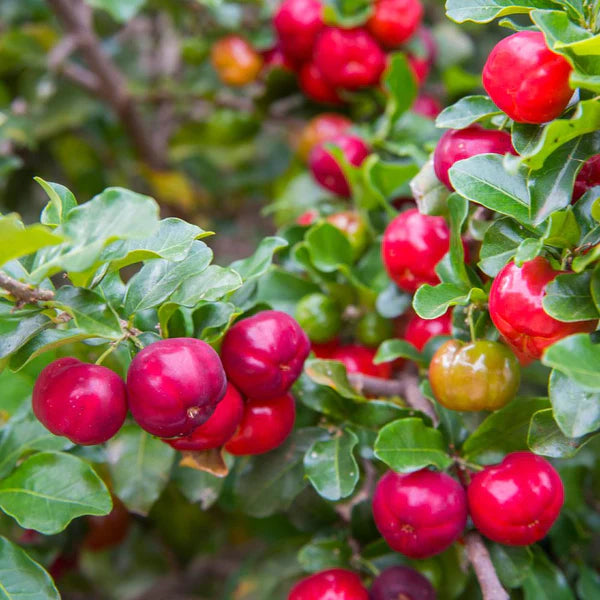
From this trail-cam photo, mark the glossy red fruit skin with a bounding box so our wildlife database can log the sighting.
[224,393,295,455]
[407,27,436,84]
[312,338,340,359]
[32,358,127,445]
[483,31,573,124]
[299,62,342,105]
[433,125,516,190]
[573,154,600,201]
[127,338,227,438]
[382,209,455,293]
[405,310,452,351]
[372,469,467,559]
[332,344,392,379]
[468,452,564,545]
[289,568,369,600]
[313,28,386,91]
[274,0,324,64]
[412,93,442,119]
[309,134,370,197]
[165,383,244,451]
[367,0,423,48]
[84,495,130,551]
[262,45,296,72]
[370,566,436,600]
[489,257,597,362]
[297,113,352,162]
[221,310,310,400]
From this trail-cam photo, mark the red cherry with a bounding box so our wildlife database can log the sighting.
[312,338,340,359]
[433,125,516,190]
[127,338,227,438]
[84,495,131,551]
[382,208,461,293]
[573,154,600,201]
[412,93,442,119]
[468,452,564,545]
[289,568,369,600]
[372,469,467,559]
[309,134,370,197]
[406,27,436,84]
[488,257,597,362]
[164,383,244,452]
[405,310,452,351]
[262,45,297,72]
[32,358,127,445]
[299,62,342,105]
[224,393,296,455]
[483,31,573,124]
[297,209,320,226]
[331,344,392,379]
[273,0,324,64]
[297,113,352,162]
[367,0,424,48]
[221,310,310,400]
[370,566,436,600]
[313,28,386,91]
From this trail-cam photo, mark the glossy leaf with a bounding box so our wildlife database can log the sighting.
[298,536,353,572]
[37,177,77,226]
[542,271,598,322]
[542,333,600,390]
[374,339,423,365]
[490,544,533,589]
[478,217,531,277]
[435,95,501,129]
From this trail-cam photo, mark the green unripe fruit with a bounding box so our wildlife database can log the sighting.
[296,293,342,343]
[355,312,393,347]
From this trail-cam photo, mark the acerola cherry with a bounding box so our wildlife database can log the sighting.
[262,45,296,73]
[433,125,516,190]
[405,310,452,351]
[309,134,370,197]
[297,113,352,162]
[429,340,520,411]
[406,27,436,84]
[289,568,369,600]
[221,310,310,400]
[127,338,227,438]
[373,469,467,558]
[367,0,424,48]
[299,62,342,105]
[326,211,369,259]
[468,452,564,545]
[332,344,392,379]
[164,383,244,452]
[489,257,597,362]
[273,0,324,64]
[370,566,436,600]
[211,35,263,86]
[296,293,342,344]
[313,28,386,91]
[32,358,127,445]
[412,93,442,119]
[311,338,340,359]
[573,154,600,201]
[382,209,453,292]
[84,495,130,551]
[483,31,573,124]
[224,393,295,455]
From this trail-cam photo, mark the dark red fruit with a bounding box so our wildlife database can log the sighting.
[273,0,324,63]
[489,257,597,362]
[404,310,452,351]
[372,469,467,559]
[221,310,310,400]
[433,125,516,190]
[313,28,386,91]
[367,0,424,48]
[127,338,227,438]
[262,45,296,72]
[224,393,296,455]
[412,93,442,119]
[370,566,436,600]
[309,134,370,197]
[468,452,564,545]
[164,383,244,452]
[332,344,392,379]
[297,113,352,162]
[289,568,369,599]
[406,27,436,84]
[299,61,342,105]
[573,154,600,201]
[32,358,127,445]
[483,31,573,124]
[84,495,131,551]
[312,338,340,359]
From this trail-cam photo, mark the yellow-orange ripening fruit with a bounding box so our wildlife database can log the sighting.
[211,35,263,86]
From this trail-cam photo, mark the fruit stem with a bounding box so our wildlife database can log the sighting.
[95,337,126,365]
[467,304,477,343]
[0,272,55,308]
[464,532,510,600]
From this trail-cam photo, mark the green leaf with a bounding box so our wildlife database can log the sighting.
[305,223,353,272]
[374,418,453,472]
[413,283,486,319]
[410,159,451,216]
[304,429,359,501]
[298,536,353,573]
[435,95,501,129]
[172,459,232,510]
[447,193,471,286]
[380,52,418,134]
[0,536,60,600]
[169,265,243,306]
[0,308,51,360]
[542,333,600,390]
[304,359,365,402]
[230,236,288,281]
[490,544,533,588]
[106,425,175,515]
[577,566,600,599]
[532,9,600,56]
[376,283,412,318]
[478,217,531,277]
[542,209,581,249]
[514,237,543,266]
[36,178,77,226]
[255,268,321,315]
[84,0,147,22]
[0,451,111,534]
[374,339,423,365]
[542,271,599,322]
[462,397,550,463]
[446,0,557,24]
[522,547,576,600]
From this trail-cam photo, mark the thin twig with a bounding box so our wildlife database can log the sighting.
[0,272,54,307]
[464,532,510,600]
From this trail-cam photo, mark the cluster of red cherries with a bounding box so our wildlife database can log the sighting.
[32,310,310,457]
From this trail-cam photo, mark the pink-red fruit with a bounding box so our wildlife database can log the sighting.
[372,469,467,558]
[289,568,369,599]
[468,452,564,545]
[404,310,452,351]
[33,358,127,445]
[573,154,600,201]
[367,0,424,48]
[299,62,342,105]
[370,566,436,600]
[127,338,227,438]
[221,310,310,400]
[332,344,392,379]
[273,0,324,64]
[483,31,573,124]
